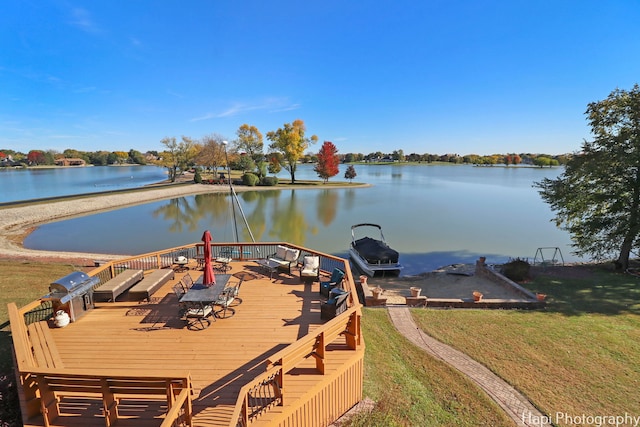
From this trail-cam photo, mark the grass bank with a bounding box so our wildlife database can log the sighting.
[410,264,640,424]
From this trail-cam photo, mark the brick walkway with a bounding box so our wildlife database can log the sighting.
[387,306,551,427]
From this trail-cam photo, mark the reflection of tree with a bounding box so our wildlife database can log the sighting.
[240,190,281,242]
[152,197,203,233]
[316,189,338,226]
[343,189,356,211]
[268,190,310,245]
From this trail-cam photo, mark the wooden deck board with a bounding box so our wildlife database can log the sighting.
[32,261,352,427]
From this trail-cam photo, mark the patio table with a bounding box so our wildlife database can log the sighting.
[181,274,231,304]
[179,274,233,329]
[255,259,281,281]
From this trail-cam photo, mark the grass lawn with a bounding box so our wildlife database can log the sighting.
[410,264,640,424]
[349,309,513,426]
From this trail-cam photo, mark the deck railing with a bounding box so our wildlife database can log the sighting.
[230,306,362,427]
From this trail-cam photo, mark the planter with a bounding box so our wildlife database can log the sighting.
[359,275,368,287]
[410,287,422,297]
[472,291,483,302]
[372,287,384,299]
[536,293,547,301]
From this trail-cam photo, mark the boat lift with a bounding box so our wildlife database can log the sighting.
[533,247,564,269]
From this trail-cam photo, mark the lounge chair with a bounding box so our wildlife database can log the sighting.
[319,268,345,298]
[321,289,350,320]
[299,256,320,283]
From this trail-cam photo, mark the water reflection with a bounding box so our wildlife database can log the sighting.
[24,165,585,274]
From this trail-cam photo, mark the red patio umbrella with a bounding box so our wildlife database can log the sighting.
[202,230,216,286]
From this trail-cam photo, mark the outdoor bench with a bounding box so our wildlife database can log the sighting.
[267,245,300,275]
[94,269,144,302]
[128,269,175,300]
[32,368,192,427]
[27,321,64,369]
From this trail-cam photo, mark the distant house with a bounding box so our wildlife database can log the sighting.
[55,158,86,166]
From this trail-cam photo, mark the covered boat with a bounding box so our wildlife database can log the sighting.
[349,223,403,276]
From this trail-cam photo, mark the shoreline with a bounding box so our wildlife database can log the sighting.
[0,181,370,265]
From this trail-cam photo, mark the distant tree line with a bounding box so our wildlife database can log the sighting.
[1,126,566,185]
[0,148,154,167]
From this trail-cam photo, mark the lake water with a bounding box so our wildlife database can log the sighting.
[0,165,168,203]
[22,164,583,275]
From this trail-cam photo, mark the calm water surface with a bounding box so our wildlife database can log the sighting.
[24,164,580,275]
[0,166,167,203]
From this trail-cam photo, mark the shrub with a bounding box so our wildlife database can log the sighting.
[261,176,279,186]
[242,173,259,186]
[193,168,202,184]
[501,257,531,282]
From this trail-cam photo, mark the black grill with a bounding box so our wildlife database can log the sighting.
[47,272,100,322]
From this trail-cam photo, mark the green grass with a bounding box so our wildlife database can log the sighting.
[410,265,640,423]
[346,309,513,426]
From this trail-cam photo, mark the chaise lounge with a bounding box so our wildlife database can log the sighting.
[94,269,144,302]
[128,269,175,300]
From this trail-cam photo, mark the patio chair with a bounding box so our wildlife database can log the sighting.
[214,287,237,319]
[299,256,320,283]
[183,301,215,331]
[321,289,350,320]
[172,282,187,316]
[224,279,243,306]
[182,273,194,289]
[320,268,345,298]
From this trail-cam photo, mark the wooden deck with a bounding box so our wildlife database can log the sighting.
[15,252,363,427]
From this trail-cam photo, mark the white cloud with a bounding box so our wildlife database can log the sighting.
[69,7,101,34]
[190,98,301,122]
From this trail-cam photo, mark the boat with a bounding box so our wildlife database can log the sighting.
[349,223,403,276]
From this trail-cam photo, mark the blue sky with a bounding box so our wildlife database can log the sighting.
[2,1,640,156]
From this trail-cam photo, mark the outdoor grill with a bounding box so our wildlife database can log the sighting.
[47,271,100,322]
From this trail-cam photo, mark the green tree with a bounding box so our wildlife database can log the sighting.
[344,164,357,182]
[535,84,640,271]
[128,149,146,165]
[159,136,195,182]
[234,124,263,162]
[266,119,318,184]
[534,156,553,167]
[62,148,88,162]
[89,151,109,166]
[314,141,340,183]
[237,154,256,174]
[268,153,282,176]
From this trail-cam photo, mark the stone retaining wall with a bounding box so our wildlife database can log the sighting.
[475,259,537,300]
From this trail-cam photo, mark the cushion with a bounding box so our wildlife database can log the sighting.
[303,256,319,270]
[275,245,287,259]
[284,248,299,262]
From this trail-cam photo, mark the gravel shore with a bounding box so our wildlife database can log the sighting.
[0,181,370,264]
[0,183,231,263]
